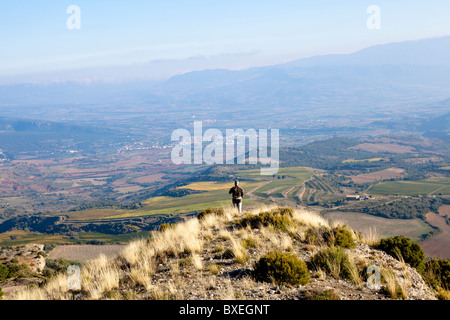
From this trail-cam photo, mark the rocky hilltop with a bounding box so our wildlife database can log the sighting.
[9,205,444,300]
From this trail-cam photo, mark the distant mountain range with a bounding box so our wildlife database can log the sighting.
[282,36,450,67]
[1,36,450,116]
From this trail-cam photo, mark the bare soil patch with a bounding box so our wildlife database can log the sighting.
[131,173,166,184]
[351,168,405,184]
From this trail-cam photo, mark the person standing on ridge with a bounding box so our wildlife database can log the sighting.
[229,180,244,213]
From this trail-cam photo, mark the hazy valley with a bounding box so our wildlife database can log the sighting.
[0,36,449,301]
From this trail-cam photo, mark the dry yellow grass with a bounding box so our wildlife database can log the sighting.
[360,227,381,247]
[151,218,203,256]
[346,256,363,286]
[178,181,231,191]
[229,237,249,264]
[15,273,72,300]
[293,210,329,229]
[381,268,408,300]
[192,254,203,270]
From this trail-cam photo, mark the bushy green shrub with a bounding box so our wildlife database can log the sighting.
[197,208,225,220]
[254,250,309,286]
[43,258,82,278]
[377,236,425,273]
[0,264,9,282]
[423,258,450,290]
[304,225,355,248]
[270,214,293,231]
[5,262,31,279]
[330,226,356,248]
[1,262,33,281]
[309,246,353,279]
[240,207,294,231]
[0,287,3,300]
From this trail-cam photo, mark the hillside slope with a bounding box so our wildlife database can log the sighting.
[12,205,437,300]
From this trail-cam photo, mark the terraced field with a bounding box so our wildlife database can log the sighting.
[235,167,315,203]
[300,175,343,204]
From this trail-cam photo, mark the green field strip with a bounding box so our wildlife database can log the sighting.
[432,186,450,195]
[368,181,449,195]
[0,231,150,247]
[271,185,294,198]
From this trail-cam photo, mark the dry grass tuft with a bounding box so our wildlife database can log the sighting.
[293,210,329,229]
[360,227,381,247]
[381,268,408,299]
[152,218,203,256]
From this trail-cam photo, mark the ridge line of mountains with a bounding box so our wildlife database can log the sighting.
[1,36,450,111]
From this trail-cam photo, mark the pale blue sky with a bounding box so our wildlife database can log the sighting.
[1,0,450,81]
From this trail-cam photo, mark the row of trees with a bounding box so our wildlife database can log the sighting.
[69,199,142,212]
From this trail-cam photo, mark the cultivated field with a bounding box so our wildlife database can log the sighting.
[236,167,315,202]
[0,149,175,215]
[0,230,69,247]
[323,211,433,242]
[368,178,450,195]
[421,205,450,259]
[56,168,314,221]
[0,230,149,247]
[349,143,415,153]
[47,245,125,263]
[131,173,167,184]
[351,167,405,184]
[178,181,233,191]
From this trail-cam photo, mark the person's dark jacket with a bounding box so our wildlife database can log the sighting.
[229,186,244,199]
